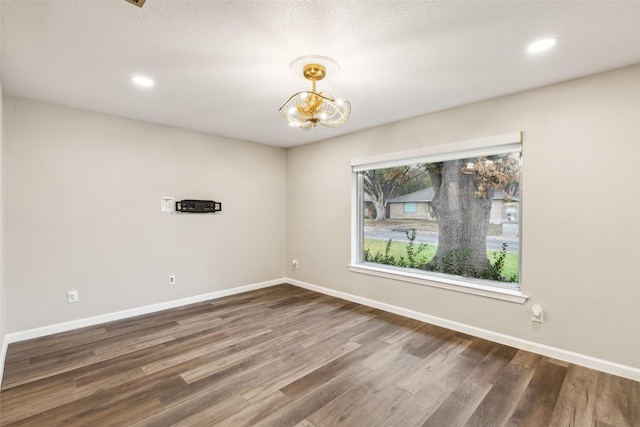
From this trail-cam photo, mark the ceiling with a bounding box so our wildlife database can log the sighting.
[1,1,639,148]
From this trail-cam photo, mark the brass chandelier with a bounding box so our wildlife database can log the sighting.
[279,57,351,130]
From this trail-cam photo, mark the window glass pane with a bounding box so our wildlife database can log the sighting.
[403,202,417,213]
[360,152,521,287]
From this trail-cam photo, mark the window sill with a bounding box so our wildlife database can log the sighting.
[348,263,528,304]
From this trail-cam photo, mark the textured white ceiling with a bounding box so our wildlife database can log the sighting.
[2,1,639,147]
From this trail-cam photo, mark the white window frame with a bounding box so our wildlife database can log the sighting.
[349,132,528,304]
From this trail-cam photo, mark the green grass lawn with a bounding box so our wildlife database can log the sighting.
[364,238,519,281]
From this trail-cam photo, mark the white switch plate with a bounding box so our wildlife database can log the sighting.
[161,196,175,213]
[168,275,176,286]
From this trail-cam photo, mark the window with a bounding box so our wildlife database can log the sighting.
[350,132,526,303]
[403,202,417,213]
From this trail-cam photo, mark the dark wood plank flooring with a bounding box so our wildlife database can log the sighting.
[1,284,638,426]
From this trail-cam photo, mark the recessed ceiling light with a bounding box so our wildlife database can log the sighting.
[131,75,154,87]
[527,38,558,53]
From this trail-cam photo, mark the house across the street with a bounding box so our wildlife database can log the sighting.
[383,188,518,224]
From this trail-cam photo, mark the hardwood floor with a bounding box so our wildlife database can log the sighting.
[1,284,638,426]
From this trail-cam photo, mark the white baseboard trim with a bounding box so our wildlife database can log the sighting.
[286,278,640,382]
[0,334,7,385]
[3,278,283,346]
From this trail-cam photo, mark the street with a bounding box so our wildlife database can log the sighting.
[364,227,519,252]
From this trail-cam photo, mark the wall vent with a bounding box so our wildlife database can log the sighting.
[124,0,146,7]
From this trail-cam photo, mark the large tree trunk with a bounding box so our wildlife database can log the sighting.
[425,159,493,276]
[373,199,386,221]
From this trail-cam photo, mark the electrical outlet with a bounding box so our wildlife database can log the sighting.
[168,275,176,286]
[531,304,543,323]
[67,290,79,303]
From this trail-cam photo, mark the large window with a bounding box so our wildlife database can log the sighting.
[350,133,524,302]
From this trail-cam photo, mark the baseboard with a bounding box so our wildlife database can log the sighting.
[0,334,7,385]
[286,278,640,382]
[3,278,283,346]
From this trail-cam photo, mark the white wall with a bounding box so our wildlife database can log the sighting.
[287,64,640,369]
[3,97,287,332]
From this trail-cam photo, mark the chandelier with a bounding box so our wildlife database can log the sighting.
[279,57,351,130]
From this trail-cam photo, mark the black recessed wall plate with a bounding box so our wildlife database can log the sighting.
[175,200,222,213]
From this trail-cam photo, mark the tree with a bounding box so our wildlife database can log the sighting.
[395,172,433,197]
[362,166,425,221]
[424,153,519,277]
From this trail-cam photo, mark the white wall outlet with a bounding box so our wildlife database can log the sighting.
[292,259,299,269]
[531,304,543,323]
[67,290,79,303]
[168,275,176,286]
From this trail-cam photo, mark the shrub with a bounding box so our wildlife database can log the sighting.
[425,242,517,283]
[363,228,428,268]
